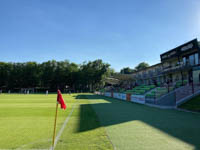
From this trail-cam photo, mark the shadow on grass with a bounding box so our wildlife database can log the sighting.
[179,95,200,112]
[78,100,101,132]
[76,94,200,150]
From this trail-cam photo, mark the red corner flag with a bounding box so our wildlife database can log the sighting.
[57,90,66,109]
[52,90,66,148]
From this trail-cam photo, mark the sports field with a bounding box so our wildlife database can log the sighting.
[0,94,200,150]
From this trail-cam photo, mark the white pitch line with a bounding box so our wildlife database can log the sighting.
[16,139,51,150]
[49,103,77,150]
[0,104,77,150]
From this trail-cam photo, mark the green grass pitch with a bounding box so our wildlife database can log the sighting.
[179,95,200,112]
[0,94,200,150]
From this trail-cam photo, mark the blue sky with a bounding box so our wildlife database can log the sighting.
[0,0,200,71]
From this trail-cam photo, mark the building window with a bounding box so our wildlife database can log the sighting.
[163,62,170,68]
[195,53,199,65]
[183,57,186,65]
[189,54,195,65]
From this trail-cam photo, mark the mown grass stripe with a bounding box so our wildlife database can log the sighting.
[50,103,77,150]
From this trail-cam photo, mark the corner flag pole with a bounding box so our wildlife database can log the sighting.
[52,102,59,149]
[52,90,67,150]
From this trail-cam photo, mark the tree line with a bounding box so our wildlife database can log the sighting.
[0,59,110,92]
[120,62,149,74]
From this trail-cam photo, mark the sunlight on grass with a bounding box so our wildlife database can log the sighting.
[0,94,113,150]
[0,94,199,150]
[86,95,200,150]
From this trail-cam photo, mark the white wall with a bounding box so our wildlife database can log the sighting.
[131,95,145,104]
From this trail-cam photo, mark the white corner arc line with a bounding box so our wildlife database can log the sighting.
[49,103,77,150]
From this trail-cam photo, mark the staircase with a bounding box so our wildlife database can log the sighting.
[145,84,200,107]
[175,84,200,103]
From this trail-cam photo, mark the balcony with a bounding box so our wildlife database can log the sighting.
[155,70,162,76]
[136,70,163,79]
[163,64,193,73]
[138,74,142,78]
[148,72,154,77]
[142,73,148,78]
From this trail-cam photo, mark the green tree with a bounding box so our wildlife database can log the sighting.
[80,59,110,91]
[0,62,12,88]
[0,59,111,92]
[135,62,149,71]
[120,67,135,74]
[22,62,40,88]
